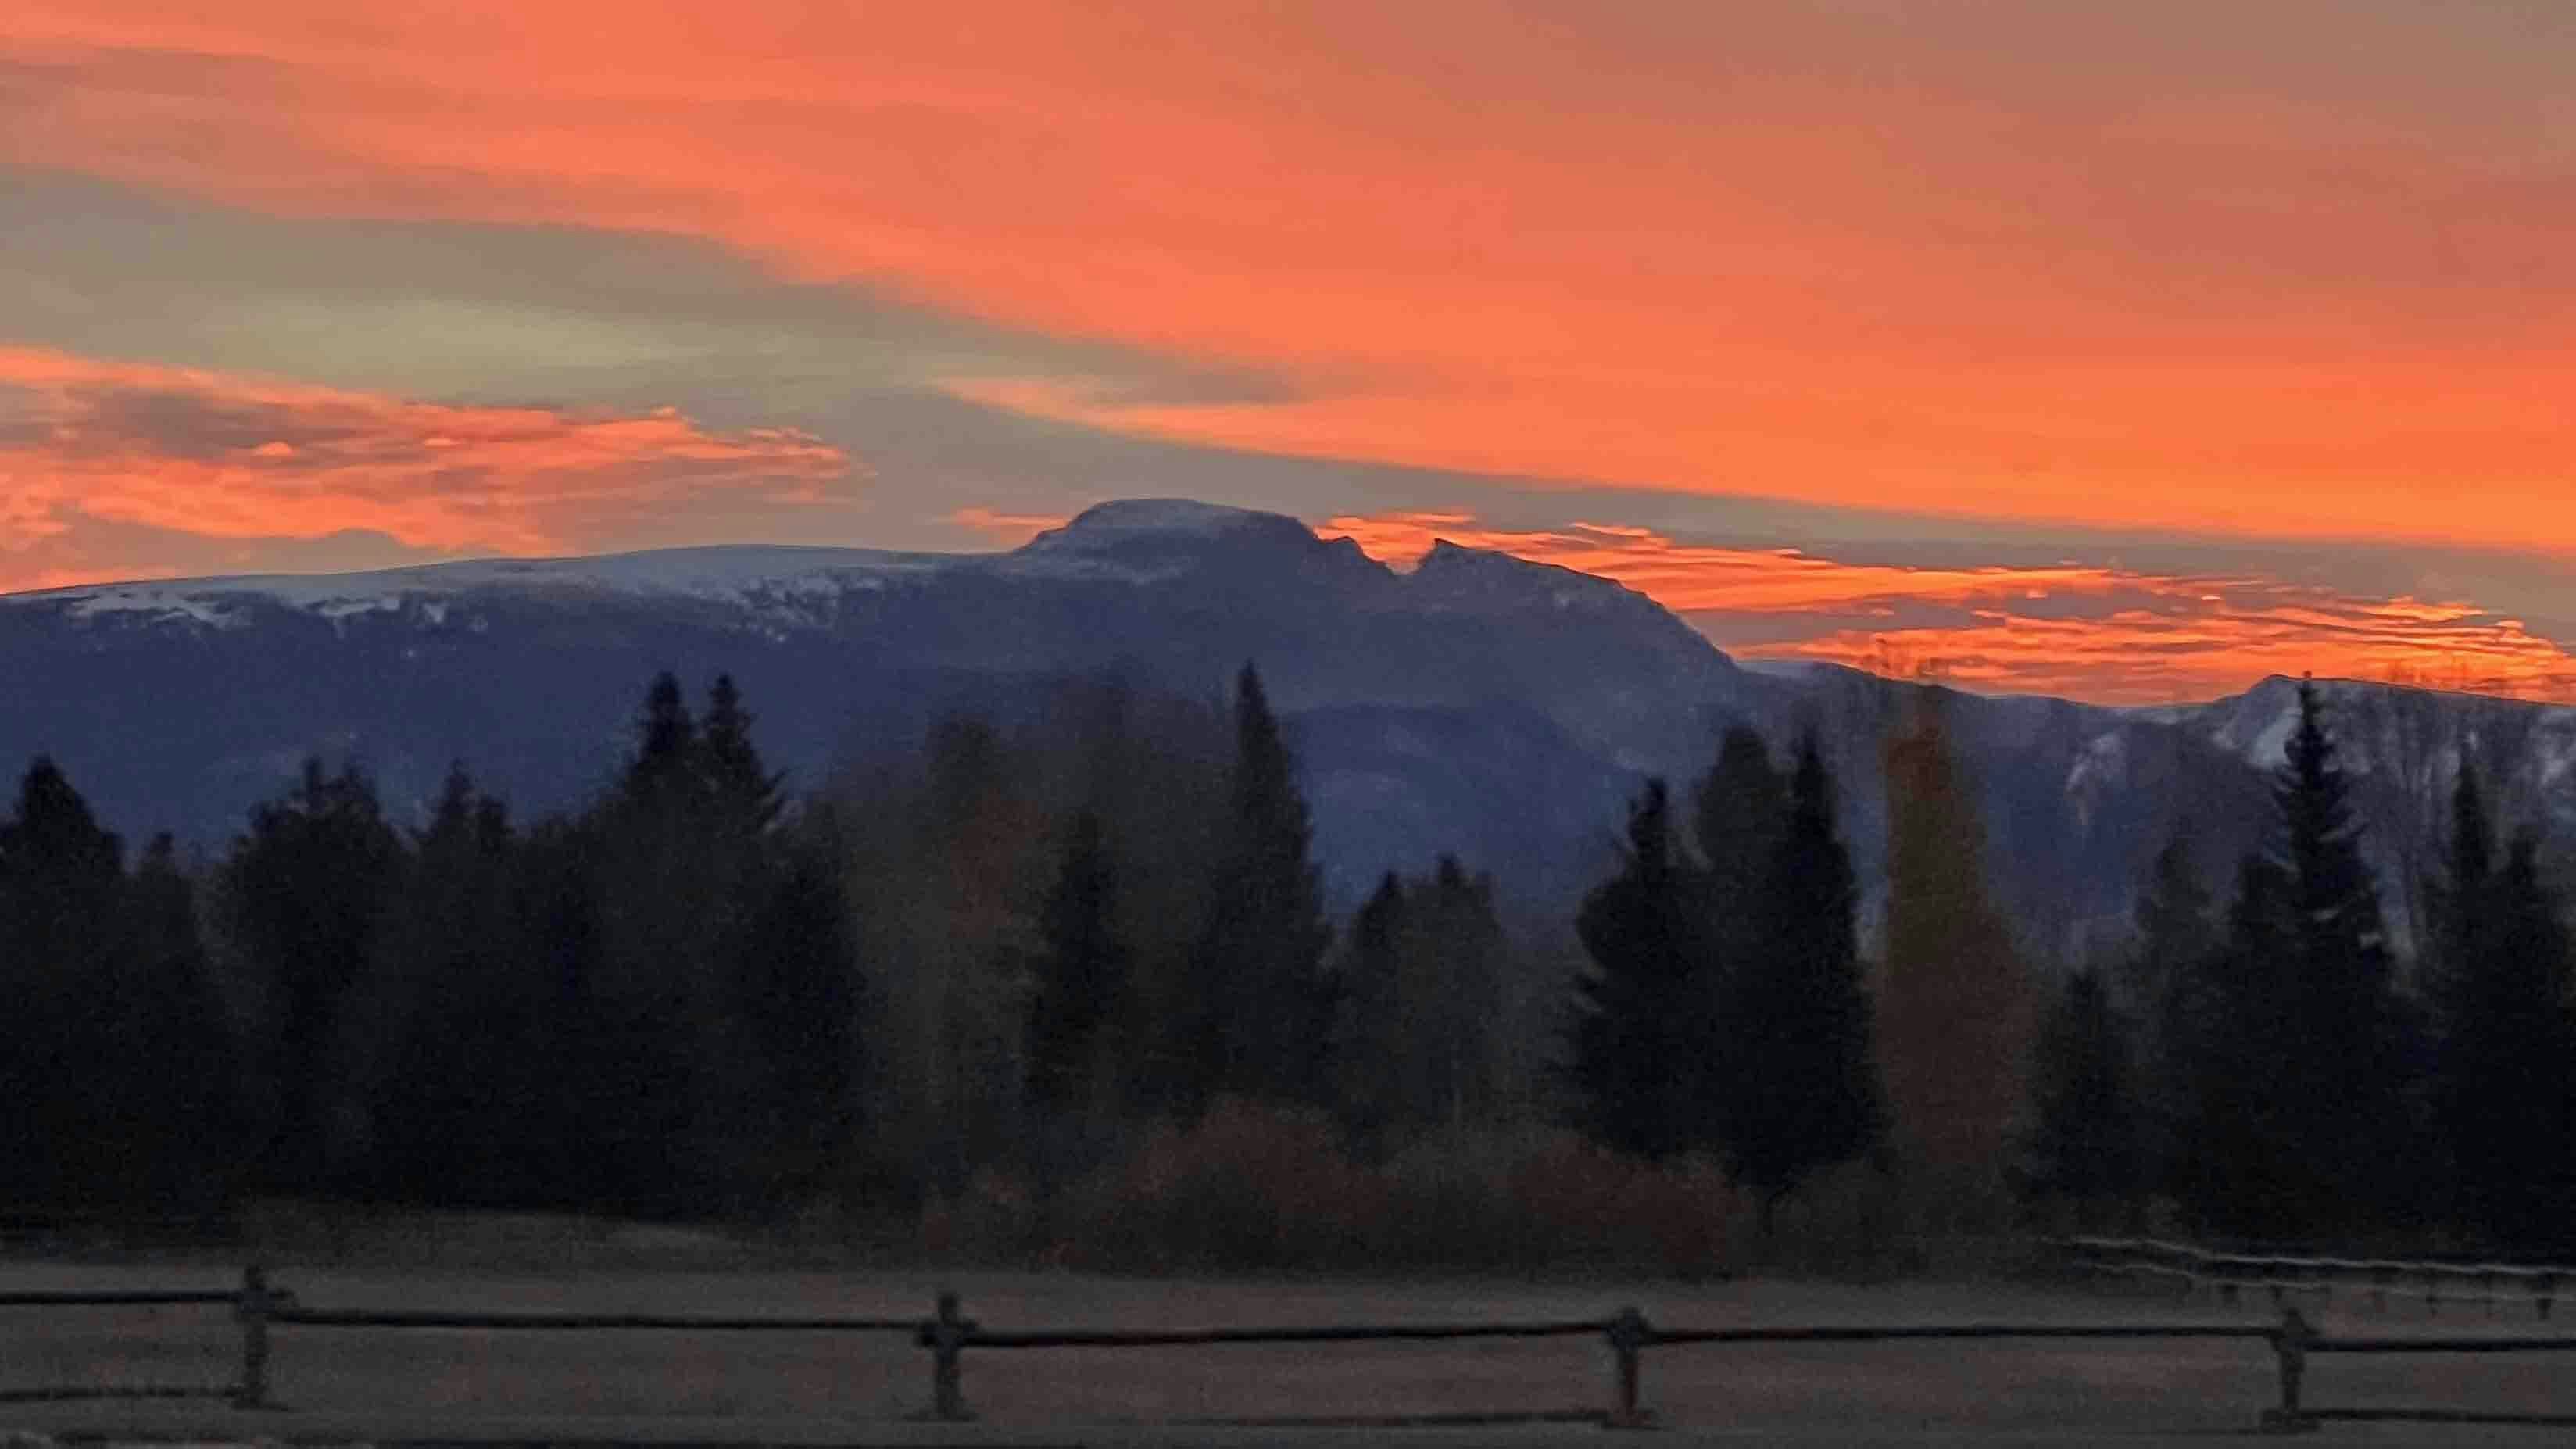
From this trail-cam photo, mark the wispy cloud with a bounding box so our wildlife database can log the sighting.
[6,2,2571,555]
[946,506,1070,548]
[0,345,853,592]
[1319,510,2576,705]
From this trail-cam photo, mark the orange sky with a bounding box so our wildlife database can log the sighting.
[4,2,2572,701]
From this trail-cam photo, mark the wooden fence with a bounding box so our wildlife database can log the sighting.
[12,1265,2576,1431]
[2056,1235,2576,1318]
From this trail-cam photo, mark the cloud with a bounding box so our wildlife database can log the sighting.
[946,506,1070,548]
[0,345,853,592]
[5,3,2573,555]
[1318,510,2576,705]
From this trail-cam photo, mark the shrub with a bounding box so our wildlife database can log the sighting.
[1053,1097,1385,1270]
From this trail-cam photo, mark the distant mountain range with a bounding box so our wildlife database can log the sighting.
[6,498,2569,960]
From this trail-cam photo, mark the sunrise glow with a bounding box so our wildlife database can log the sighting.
[5,2,2571,703]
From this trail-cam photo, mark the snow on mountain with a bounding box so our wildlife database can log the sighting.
[2,501,2566,946]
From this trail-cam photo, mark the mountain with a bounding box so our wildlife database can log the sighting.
[3,499,2564,955]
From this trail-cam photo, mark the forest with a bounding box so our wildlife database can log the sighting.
[2,666,2571,1268]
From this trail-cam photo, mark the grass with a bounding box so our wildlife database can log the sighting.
[6,1222,2576,1438]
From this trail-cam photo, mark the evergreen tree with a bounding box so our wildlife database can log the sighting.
[1026,808,1128,1120]
[731,804,864,1203]
[2428,761,2576,1248]
[1335,871,1410,1152]
[1402,856,1511,1132]
[624,671,699,803]
[1878,696,2032,1215]
[118,832,245,1215]
[2016,966,2145,1224]
[700,672,787,837]
[1185,664,1335,1108]
[2170,857,2304,1236]
[2270,679,2417,1233]
[2126,828,2215,1197]
[510,814,614,1211]
[0,757,128,1211]
[361,764,545,1206]
[1715,735,1884,1229]
[585,671,792,1215]
[1692,724,1788,950]
[1569,778,1716,1161]
[220,758,406,1197]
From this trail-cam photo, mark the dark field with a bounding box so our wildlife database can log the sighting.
[7,1255,2574,1444]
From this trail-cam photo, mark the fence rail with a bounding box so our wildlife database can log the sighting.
[2054,1235,2574,1319]
[13,1261,2576,1431]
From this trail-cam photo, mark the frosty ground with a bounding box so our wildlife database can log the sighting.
[8,1258,2573,1443]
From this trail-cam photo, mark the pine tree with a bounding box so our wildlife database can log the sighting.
[732,805,864,1202]
[1185,664,1335,1108]
[2271,679,2416,1233]
[2126,828,2215,1198]
[625,671,699,803]
[1693,724,1788,947]
[1878,696,2032,1216]
[362,764,542,1206]
[1569,778,1716,1161]
[2170,856,2304,1236]
[700,673,786,837]
[119,832,244,1216]
[220,758,407,1197]
[2428,760,2576,1248]
[1715,736,1884,1229]
[1404,856,1511,1132]
[1336,871,1409,1153]
[1026,808,1128,1121]
[2172,683,2420,1240]
[2016,967,2144,1224]
[0,757,128,1211]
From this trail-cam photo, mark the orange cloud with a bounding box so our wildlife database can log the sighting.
[1318,510,2576,706]
[947,506,1071,548]
[7,3,2573,556]
[0,345,852,592]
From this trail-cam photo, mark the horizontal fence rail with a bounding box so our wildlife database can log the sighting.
[270,1308,921,1333]
[0,1290,237,1308]
[2053,1235,2576,1319]
[0,1282,245,1405]
[15,1264,2576,1432]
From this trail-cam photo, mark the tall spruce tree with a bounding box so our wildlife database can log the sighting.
[120,832,243,1215]
[1714,736,1884,1229]
[1185,664,1335,1108]
[221,758,407,1197]
[0,758,129,1211]
[2271,679,2417,1233]
[1336,871,1409,1152]
[362,765,542,1206]
[1026,807,1128,1121]
[2016,967,2145,1225]
[2428,761,2576,1248]
[2170,857,2303,1236]
[1569,778,1716,1161]
[2127,829,2216,1198]
[1693,724,1789,947]
[731,803,864,1202]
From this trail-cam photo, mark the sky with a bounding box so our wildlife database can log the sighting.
[4,1,2573,704]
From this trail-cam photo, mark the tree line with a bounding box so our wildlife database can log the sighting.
[1547,678,2576,1254]
[2,669,2571,1258]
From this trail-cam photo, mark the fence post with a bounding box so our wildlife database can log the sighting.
[920,1290,975,1422]
[2260,1304,2314,1435]
[1605,1306,1654,1429]
[2538,1274,2557,1322]
[233,1264,278,1411]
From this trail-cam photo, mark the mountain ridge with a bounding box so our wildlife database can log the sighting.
[5,499,2568,957]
